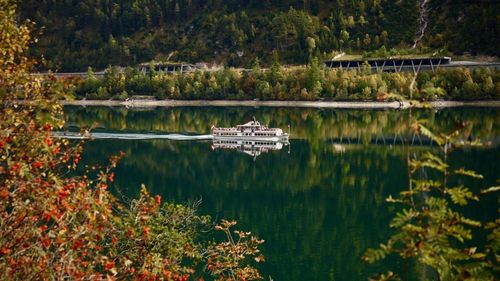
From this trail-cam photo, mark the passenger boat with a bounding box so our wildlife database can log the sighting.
[211,118,289,141]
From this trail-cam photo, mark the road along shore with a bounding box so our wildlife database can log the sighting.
[61,99,500,109]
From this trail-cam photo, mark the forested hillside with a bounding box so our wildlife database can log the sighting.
[19,0,499,71]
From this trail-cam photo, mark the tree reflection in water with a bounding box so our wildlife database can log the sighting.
[68,107,499,281]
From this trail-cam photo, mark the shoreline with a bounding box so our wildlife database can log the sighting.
[61,99,500,109]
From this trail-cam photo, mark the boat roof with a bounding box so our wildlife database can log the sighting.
[237,121,261,127]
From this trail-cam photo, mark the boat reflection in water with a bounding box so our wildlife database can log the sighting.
[211,139,289,158]
[211,118,290,157]
[55,118,291,157]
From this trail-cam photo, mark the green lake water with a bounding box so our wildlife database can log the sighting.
[65,106,500,281]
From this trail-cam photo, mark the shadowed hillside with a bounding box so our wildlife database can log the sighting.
[19,0,499,71]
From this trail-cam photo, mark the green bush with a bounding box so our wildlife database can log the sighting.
[75,64,500,102]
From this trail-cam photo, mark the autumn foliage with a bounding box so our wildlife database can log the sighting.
[0,1,263,279]
[363,124,499,280]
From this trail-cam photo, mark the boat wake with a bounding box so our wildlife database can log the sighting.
[54,130,291,158]
[53,131,215,141]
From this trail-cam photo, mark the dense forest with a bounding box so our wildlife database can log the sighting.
[19,0,499,71]
[75,64,500,101]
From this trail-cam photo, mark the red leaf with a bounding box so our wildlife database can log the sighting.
[45,136,53,147]
[0,188,9,199]
[40,235,51,248]
[33,161,42,169]
[0,247,11,255]
[104,261,115,271]
[44,123,52,131]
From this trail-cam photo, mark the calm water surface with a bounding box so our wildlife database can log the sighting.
[65,107,500,281]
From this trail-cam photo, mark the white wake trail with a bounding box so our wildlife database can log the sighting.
[53,132,214,141]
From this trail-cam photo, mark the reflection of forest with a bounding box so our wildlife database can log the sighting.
[71,107,500,280]
[65,107,500,145]
[80,137,499,281]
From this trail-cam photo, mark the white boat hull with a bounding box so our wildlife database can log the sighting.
[212,134,289,142]
[211,119,290,143]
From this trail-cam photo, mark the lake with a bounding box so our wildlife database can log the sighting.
[65,106,499,281]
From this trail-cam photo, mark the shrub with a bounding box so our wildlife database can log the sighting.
[0,2,264,279]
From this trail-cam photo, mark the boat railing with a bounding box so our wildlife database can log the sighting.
[213,127,238,131]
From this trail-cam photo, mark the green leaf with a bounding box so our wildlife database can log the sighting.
[390,209,417,228]
[410,152,448,173]
[363,246,391,264]
[471,253,486,259]
[480,186,500,194]
[454,168,483,179]
[449,225,473,242]
[413,179,442,192]
[401,224,425,234]
[385,195,402,203]
[460,217,481,227]
[445,186,479,206]
[418,124,445,146]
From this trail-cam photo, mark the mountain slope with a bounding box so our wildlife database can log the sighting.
[19,0,498,71]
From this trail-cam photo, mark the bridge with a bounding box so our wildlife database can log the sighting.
[136,62,196,74]
[324,57,500,73]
